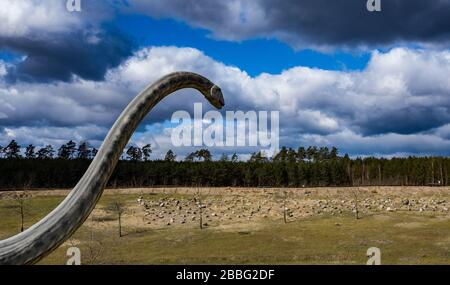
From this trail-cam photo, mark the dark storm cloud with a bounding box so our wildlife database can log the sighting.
[0,0,135,83]
[1,27,135,83]
[260,0,450,46]
[354,105,450,136]
[129,0,450,48]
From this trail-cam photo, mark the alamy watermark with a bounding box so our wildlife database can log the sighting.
[366,247,381,265]
[367,0,381,12]
[171,103,279,156]
[66,247,81,265]
[66,0,81,12]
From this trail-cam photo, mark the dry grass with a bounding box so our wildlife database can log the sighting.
[0,187,449,265]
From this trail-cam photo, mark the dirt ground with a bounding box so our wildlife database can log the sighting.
[2,186,448,231]
[0,186,449,264]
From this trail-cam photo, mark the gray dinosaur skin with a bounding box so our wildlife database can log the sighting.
[0,72,225,265]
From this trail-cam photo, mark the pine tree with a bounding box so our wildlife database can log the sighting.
[197,149,212,161]
[90,148,98,159]
[4,140,21,159]
[142,144,152,161]
[219,153,229,161]
[126,146,142,161]
[164,150,176,161]
[25,144,36,159]
[37,145,55,159]
[66,140,77,159]
[77,141,91,159]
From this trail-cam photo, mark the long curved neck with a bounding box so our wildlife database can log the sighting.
[0,72,218,264]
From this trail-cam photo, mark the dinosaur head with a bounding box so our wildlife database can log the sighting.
[206,85,225,109]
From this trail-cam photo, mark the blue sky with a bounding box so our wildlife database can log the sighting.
[1,0,450,159]
[114,14,371,76]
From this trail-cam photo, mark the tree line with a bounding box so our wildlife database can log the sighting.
[0,140,449,189]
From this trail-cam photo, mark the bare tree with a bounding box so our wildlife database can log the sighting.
[108,202,125,237]
[199,203,203,229]
[13,192,30,232]
[195,189,206,229]
[352,188,360,220]
[72,215,105,265]
[283,191,288,224]
[86,228,104,264]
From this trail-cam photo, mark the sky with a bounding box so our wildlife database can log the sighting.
[1,0,450,159]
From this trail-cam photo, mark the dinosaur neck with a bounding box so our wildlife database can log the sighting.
[0,72,221,264]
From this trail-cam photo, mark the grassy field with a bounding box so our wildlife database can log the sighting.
[0,187,449,265]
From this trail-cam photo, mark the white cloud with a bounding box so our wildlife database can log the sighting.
[1,46,450,157]
[0,60,6,77]
[299,129,450,157]
[0,124,107,149]
[0,0,83,37]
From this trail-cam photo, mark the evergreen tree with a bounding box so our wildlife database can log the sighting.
[4,140,21,159]
[126,146,142,161]
[185,152,196,162]
[164,149,177,161]
[273,147,288,162]
[25,144,36,159]
[287,148,297,163]
[297,147,306,162]
[249,151,268,163]
[77,141,91,159]
[66,140,77,159]
[197,149,212,161]
[142,144,152,161]
[330,147,338,159]
[37,145,55,159]
[219,153,229,161]
[90,148,98,159]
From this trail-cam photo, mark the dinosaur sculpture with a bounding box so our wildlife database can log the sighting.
[0,72,225,264]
